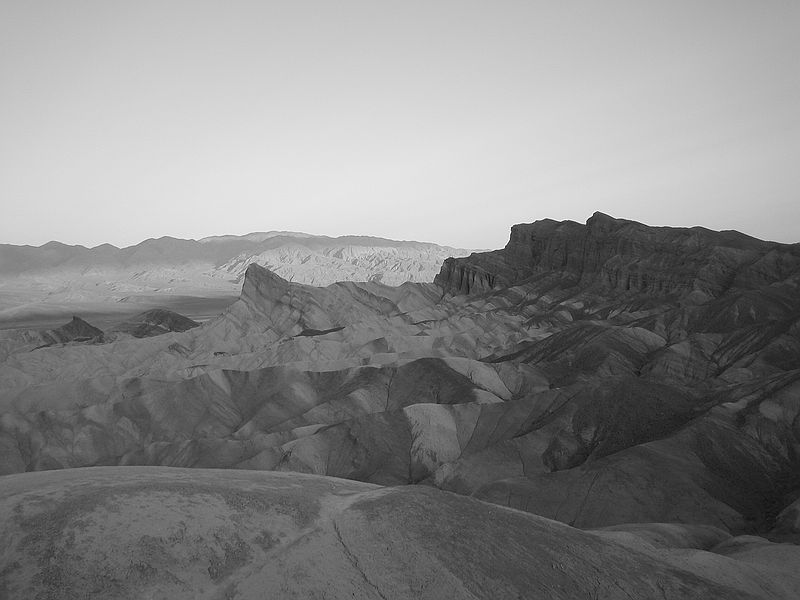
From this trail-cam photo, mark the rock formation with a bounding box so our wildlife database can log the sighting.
[435,211,800,298]
[2,467,799,599]
[2,212,800,595]
[110,308,199,338]
[0,232,474,330]
[39,315,104,346]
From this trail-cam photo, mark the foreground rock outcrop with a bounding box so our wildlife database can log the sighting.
[2,467,799,599]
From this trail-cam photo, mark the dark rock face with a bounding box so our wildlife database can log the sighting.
[111,309,199,338]
[38,316,104,346]
[435,212,800,297]
[431,215,800,534]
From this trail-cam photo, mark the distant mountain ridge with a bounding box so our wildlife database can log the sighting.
[0,231,472,276]
[198,231,316,244]
[0,231,476,323]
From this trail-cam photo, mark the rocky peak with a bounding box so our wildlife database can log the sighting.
[38,316,104,346]
[239,262,294,310]
[111,309,199,338]
[62,316,103,337]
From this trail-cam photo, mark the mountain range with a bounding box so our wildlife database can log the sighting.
[0,231,474,328]
[2,212,800,599]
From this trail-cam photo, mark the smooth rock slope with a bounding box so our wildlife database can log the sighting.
[2,467,799,599]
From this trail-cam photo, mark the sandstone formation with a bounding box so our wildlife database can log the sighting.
[2,212,800,595]
[435,211,800,297]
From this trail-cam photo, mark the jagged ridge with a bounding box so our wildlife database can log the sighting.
[435,212,800,298]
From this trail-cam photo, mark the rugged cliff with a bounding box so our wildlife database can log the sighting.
[435,212,800,298]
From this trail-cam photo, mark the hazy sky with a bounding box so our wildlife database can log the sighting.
[1,1,798,250]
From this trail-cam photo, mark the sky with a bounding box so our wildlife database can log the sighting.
[1,1,798,250]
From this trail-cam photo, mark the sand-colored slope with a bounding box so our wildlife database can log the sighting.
[2,467,798,599]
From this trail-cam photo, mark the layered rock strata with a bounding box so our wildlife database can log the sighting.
[435,212,800,298]
[2,213,800,547]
